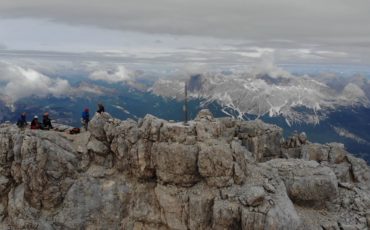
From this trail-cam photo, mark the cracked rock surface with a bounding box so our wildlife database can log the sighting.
[0,110,369,229]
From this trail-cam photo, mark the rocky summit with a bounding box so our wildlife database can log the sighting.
[0,110,369,230]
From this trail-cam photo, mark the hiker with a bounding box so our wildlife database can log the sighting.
[16,112,27,128]
[42,112,53,130]
[30,116,41,129]
[97,103,105,114]
[81,108,90,131]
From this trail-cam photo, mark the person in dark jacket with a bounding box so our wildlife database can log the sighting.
[97,103,105,114]
[30,116,41,130]
[42,112,53,130]
[81,108,90,131]
[16,112,27,128]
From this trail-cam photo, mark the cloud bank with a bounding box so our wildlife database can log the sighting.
[0,0,369,64]
[0,0,369,44]
[0,62,72,104]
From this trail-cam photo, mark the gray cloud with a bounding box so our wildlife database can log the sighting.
[0,61,72,104]
[0,0,369,46]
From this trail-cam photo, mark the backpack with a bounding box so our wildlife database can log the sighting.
[69,127,81,135]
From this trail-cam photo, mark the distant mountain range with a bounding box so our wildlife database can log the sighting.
[152,68,370,125]
[0,62,369,163]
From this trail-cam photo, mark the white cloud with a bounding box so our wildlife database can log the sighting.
[249,52,295,79]
[89,65,135,83]
[0,62,72,104]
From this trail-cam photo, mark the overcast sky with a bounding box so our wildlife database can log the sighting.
[0,0,370,65]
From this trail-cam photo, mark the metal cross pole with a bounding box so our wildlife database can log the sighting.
[183,81,188,125]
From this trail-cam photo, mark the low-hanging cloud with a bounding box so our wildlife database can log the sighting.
[0,62,72,103]
[89,65,135,83]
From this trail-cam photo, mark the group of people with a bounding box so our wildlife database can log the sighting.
[16,103,106,132]
[81,103,105,130]
[17,112,53,130]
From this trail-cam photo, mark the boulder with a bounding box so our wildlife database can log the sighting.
[238,120,283,161]
[195,109,214,121]
[240,186,265,207]
[153,142,199,186]
[347,155,370,186]
[159,123,196,143]
[301,143,329,162]
[298,132,307,144]
[198,140,234,187]
[88,112,113,141]
[327,143,347,164]
[87,137,110,156]
[263,159,338,206]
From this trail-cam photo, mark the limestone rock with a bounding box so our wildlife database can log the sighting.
[88,112,113,141]
[263,159,338,205]
[301,143,329,162]
[20,131,78,210]
[198,140,234,187]
[153,142,199,186]
[298,132,307,144]
[188,193,214,229]
[241,186,265,207]
[154,185,189,230]
[327,143,347,164]
[0,111,369,230]
[238,120,283,161]
[347,154,370,185]
[53,176,129,229]
[212,199,241,229]
[195,109,214,121]
[87,137,110,156]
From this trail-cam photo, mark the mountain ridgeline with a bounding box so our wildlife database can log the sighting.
[0,110,369,229]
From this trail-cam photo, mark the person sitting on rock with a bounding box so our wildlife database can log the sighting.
[81,108,90,131]
[30,116,41,129]
[97,103,105,114]
[16,112,27,128]
[42,112,53,130]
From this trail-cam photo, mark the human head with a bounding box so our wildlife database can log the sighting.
[84,108,89,112]
[44,112,49,116]
[34,115,38,119]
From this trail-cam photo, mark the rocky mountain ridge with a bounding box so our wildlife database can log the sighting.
[0,110,369,229]
[151,72,370,125]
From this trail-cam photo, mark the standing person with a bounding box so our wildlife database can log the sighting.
[42,112,53,130]
[16,112,27,129]
[81,108,90,131]
[30,116,41,130]
[97,103,105,114]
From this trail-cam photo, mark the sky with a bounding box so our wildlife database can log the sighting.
[0,0,370,65]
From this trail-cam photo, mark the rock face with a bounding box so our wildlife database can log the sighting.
[0,110,369,230]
